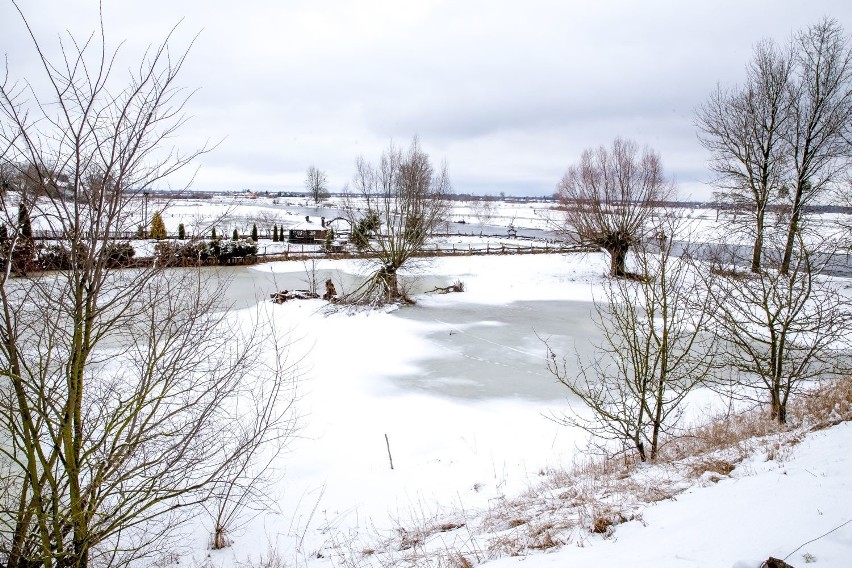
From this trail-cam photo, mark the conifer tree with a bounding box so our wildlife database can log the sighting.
[13,202,34,275]
[178,223,186,240]
[232,228,239,241]
[251,223,258,241]
[272,225,278,242]
[150,211,167,240]
[18,202,32,238]
[212,227,217,240]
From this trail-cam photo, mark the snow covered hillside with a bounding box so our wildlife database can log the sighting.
[185,250,852,568]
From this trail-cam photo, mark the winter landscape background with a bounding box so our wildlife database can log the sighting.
[114,194,852,568]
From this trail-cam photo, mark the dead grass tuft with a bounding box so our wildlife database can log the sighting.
[790,377,852,428]
[688,457,736,478]
[590,516,613,535]
[235,547,287,568]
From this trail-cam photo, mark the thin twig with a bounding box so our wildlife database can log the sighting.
[784,518,852,561]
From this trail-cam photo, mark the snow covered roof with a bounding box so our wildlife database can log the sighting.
[288,221,326,232]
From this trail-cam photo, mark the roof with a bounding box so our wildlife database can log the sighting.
[289,221,327,232]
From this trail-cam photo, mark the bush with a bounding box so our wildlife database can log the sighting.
[217,238,257,262]
[37,243,72,270]
[154,240,203,266]
[104,241,135,267]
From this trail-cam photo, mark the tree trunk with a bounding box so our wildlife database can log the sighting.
[635,439,646,462]
[769,391,787,424]
[379,265,400,301]
[780,176,807,275]
[751,207,765,273]
[606,243,629,278]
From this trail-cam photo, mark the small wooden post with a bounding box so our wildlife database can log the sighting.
[385,433,394,470]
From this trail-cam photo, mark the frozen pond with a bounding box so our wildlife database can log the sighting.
[211,264,602,402]
[392,300,598,401]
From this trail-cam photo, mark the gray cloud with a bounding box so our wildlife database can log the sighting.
[3,0,851,198]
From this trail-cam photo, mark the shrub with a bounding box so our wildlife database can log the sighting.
[104,241,135,268]
[37,243,72,270]
[217,238,257,262]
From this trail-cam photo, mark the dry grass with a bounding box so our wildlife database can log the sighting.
[234,546,287,568]
[322,377,852,567]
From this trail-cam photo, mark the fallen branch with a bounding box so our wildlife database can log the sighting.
[426,281,465,294]
[269,289,319,304]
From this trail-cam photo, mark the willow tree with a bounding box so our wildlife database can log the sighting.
[556,138,674,278]
[0,5,297,567]
[342,138,451,305]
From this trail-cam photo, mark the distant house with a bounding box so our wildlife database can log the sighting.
[288,216,328,243]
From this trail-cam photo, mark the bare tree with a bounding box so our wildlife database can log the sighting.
[0,6,297,567]
[696,39,793,273]
[470,196,497,236]
[779,18,852,275]
[342,138,451,305]
[305,165,329,204]
[698,19,852,276]
[556,138,674,278]
[707,237,851,425]
[545,215,715,461]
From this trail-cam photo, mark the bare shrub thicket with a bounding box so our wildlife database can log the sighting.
[707,237,852,425]
[0,6,298,567]
[546,214,717,461]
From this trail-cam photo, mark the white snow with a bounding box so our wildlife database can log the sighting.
[9,194,851,566]
[189,247,852,568]
[484,423,852,568]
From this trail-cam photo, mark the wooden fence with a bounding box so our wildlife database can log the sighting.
[256,241,591,263]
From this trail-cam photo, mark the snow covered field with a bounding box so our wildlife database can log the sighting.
[182,249,852,568]
[8,194,852,566]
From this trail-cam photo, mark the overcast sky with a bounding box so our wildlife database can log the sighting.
[3,1,851,199]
